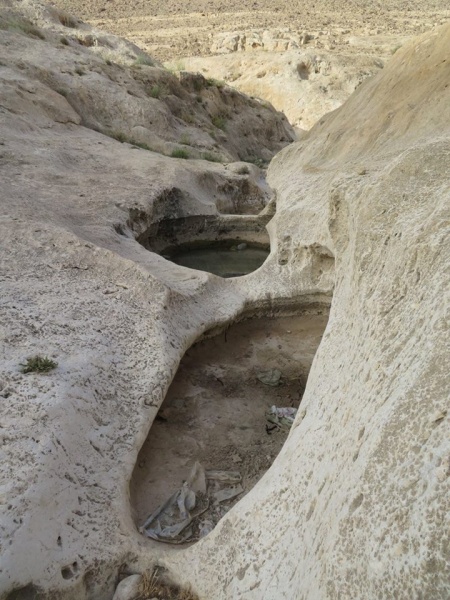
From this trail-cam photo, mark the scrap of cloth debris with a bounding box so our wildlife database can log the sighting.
[266,405,298,432]
[140,462,243,543]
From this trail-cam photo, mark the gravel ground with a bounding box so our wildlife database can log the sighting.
[51,0,450,61]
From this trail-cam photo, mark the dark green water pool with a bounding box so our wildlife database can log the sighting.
[165,242,270,278]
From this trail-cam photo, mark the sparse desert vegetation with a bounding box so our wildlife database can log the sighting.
[0,15,45,39]
[20,356,58,373]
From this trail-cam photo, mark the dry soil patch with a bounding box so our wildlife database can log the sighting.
[131,311,328,539]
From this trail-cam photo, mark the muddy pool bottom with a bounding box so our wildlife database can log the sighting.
[163,241,270,277]
[131,310,328,544]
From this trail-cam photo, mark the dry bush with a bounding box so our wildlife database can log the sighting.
[0,15,45,39]
[58,11,78,28]
[139,569,198,600]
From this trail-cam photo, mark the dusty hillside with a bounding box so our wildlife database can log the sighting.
[51,0,449,61]
[0,0,294,166]
[48,0,449,131]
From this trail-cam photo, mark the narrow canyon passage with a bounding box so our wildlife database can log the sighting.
[131,309,329,543]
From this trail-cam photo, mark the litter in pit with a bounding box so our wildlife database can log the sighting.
[266,406,298,432]
[257,368,282,386]
[131,312,329,542]
[140,462,244,544]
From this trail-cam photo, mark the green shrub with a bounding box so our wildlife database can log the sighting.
[171,148,189,159]
[20,356,58,374]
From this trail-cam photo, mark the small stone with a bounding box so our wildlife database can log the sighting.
[237,243,247,251]
[431,409,447,424]
[112,574,142,600]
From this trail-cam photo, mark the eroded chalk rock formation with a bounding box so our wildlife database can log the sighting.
[178,48,385,130]
[165,23,450,599]
[0,4,449,600]
[210,29,316,54]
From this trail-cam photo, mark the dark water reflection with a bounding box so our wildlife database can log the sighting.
[165,242,270,278]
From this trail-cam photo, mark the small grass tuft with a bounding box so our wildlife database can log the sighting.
[108,130,128,143]
[134,55,154,67]
[75,67,85,76]
[0,17,45,39]
[201,151,222,162]
[60,36,69,45]
[132,141,153,151]
[206,77,225,88]
[245,156,266,168]
[58,12,78,28]
[179,133,191,146]
[20,356,58,374]
[171,148,189,159]
[165,60,185,74]
[149,84,163,98]
[182,113,196,125]
[211,115,227,130]
[105,131,156,151]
